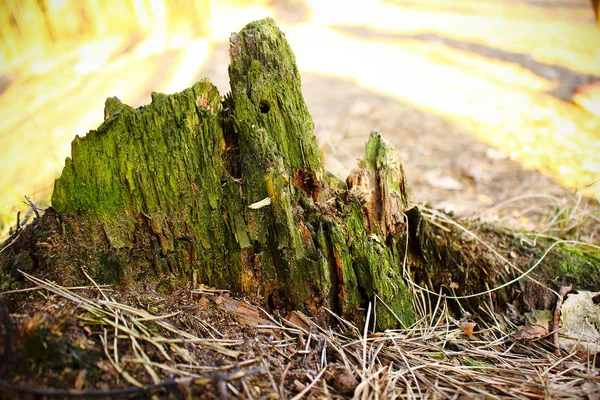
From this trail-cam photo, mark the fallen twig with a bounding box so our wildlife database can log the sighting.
[552,279,573,356]
[0,367,266,398]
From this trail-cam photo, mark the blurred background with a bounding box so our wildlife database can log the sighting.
[1,0,599,240]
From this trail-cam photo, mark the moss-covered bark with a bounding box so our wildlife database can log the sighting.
[1,18,598,330]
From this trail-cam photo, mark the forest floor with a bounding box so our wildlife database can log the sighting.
[1,259,599,399]
[1,0,599,241]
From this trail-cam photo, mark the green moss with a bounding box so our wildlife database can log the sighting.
[42,18,420,330]
[51,79,238,289]
[229,18,322,179]
[462,357,490,368]
[94,252,126,285]
[343,199,415,329]
[430,352,446,361]
[10,251,35,277]
[548,243,600,290]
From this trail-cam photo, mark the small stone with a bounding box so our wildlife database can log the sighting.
[332,371,358,395]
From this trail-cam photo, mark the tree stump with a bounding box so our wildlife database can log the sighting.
[1,18,598,330]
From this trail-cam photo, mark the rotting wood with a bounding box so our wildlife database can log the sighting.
[1,18,599,331]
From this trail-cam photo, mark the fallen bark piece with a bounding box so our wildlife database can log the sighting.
[213,294,271,328]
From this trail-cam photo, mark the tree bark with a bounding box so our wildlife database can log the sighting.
[1,19,598,330]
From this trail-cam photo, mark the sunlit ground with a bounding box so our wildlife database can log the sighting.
[1,0,599,238]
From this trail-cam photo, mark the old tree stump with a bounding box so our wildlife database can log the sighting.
[1,19,599,330]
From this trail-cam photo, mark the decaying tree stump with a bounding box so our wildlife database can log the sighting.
[1,19,598,330]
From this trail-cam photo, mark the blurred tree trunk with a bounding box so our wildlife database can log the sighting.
[0,0,212,63]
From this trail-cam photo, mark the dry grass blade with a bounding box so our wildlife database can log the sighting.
[290,367,327,400]
[3,220,598,399]
[475,193,600,243]
[11,271,255,390]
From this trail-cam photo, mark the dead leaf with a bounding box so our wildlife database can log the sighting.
[197,296,210,309]
[524,309,553,326]
[559,291,600,354]
[460,322,477,338]
[74,369,87,390]
[505,302,522,322]
[513,323,549,341]
[514,309,552,340]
